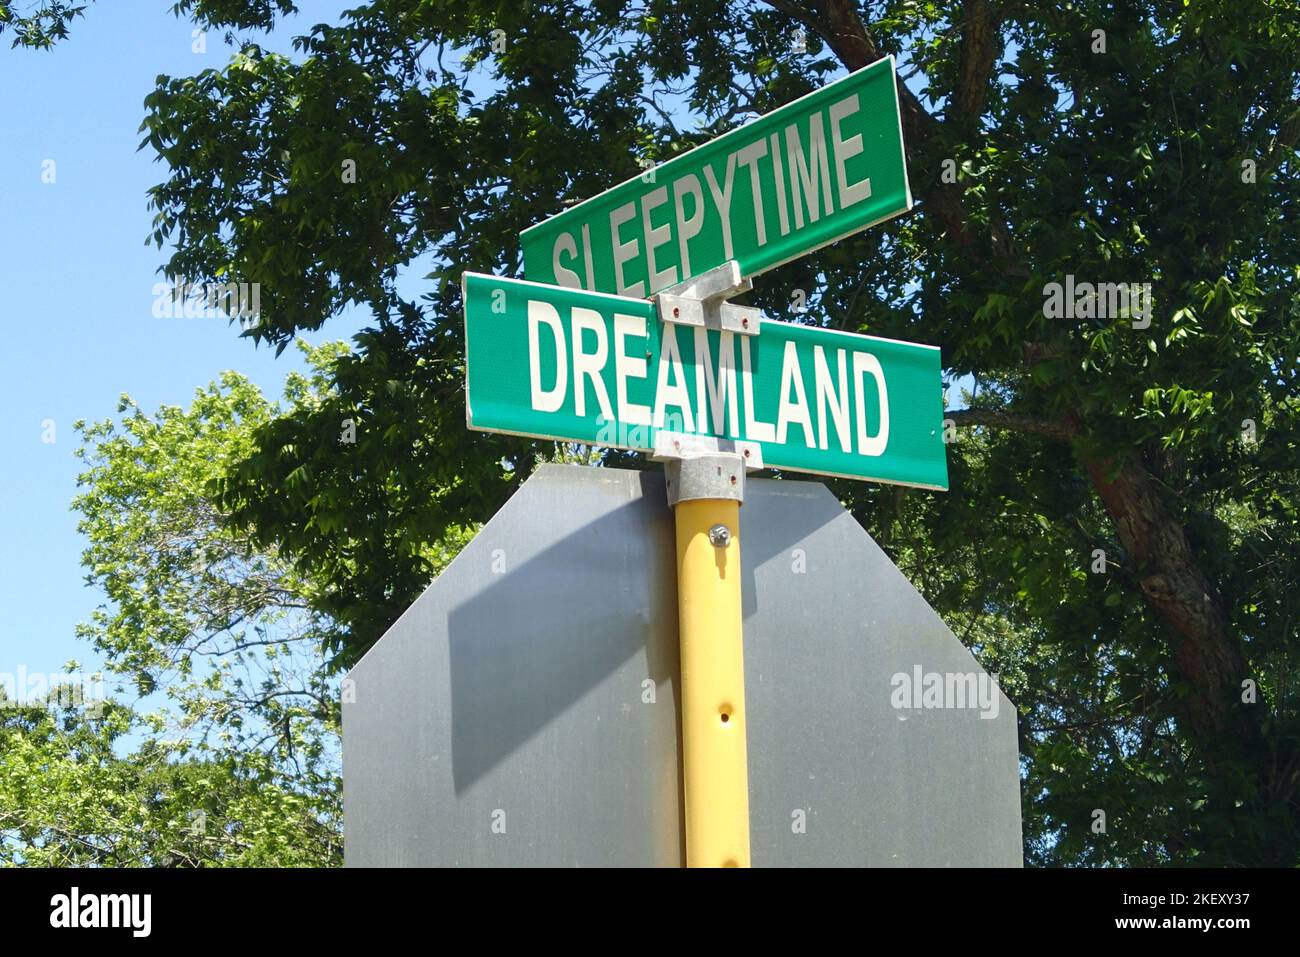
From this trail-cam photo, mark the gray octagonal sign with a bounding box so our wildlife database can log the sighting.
[343,464,1022,866]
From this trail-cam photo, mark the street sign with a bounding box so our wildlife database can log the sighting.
[464,272,947,489]
[343,465,1022,867]
[521,55,912,297]
[377,45,1004,872]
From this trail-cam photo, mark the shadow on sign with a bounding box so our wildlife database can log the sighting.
[446,470,678,793]
[444,465,842,794]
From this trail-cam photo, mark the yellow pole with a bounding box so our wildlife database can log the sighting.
[675,496,750,867]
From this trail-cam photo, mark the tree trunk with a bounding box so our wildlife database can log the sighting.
[1082,454,1258,753]
[804,0,1261,757]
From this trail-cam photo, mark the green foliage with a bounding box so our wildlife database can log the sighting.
[0,1,90,48]
[0,694,338,866]
[72,354,347,741]
[211,333,498,671]
[0,352,358,865]
[5,337,487,866]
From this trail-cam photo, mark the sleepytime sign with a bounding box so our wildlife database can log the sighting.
[521,56,912,295]
[463,273,947,489]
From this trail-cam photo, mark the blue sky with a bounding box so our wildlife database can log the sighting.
[0,1,367,694]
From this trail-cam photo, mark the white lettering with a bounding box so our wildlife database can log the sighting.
[614,313,652,426]
[741,336,776,442]
[736,139,769,247]
[641,185,677,293]
[813,345,851,452]
[609,201,645,298]
[829,95,872,208]
[769,131,791,237]
[552,232,583,288]
[653,325,694,431]
[672,174,705,280]
[571,307,614,420]
[694,328,740,437]
[776,341,814,446]
[786,115,834,229]
[703,153,737,260]
[852,351,889,456]
[528,300,567,413]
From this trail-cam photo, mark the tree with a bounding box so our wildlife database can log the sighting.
[0,692,339,866]
[130,0,1300,864]
[3,345,361,866]
[0,1,91,48]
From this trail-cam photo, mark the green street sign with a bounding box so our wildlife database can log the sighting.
[521,55,912,297]
[463,273,947,489]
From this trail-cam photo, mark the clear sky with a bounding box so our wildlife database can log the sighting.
[0,1,367,693]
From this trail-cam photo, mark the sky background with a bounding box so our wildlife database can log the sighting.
[0,1,368,695]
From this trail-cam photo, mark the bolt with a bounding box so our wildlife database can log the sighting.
[742,317,750,329]
[708,524,732,547]
[672,306,680,318]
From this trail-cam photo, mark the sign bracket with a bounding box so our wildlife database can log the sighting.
[649,258,766,498]
[659,449,746,510]
[650,431,764,477]
[654,260,760,337]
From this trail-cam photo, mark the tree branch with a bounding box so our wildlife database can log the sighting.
[768,0,1012,256]
[951,0,1005,125]
[946,407,1078,441]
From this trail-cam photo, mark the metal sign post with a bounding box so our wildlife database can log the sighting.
[666,452,749,867]
[652,262,762,867]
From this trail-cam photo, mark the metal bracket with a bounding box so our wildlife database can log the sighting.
[662,451,746,508]
[650,261,763,507]
[654,260,760,337]
[649,430,764,471]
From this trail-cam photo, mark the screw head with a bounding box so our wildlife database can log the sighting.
[708,524,732,548]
